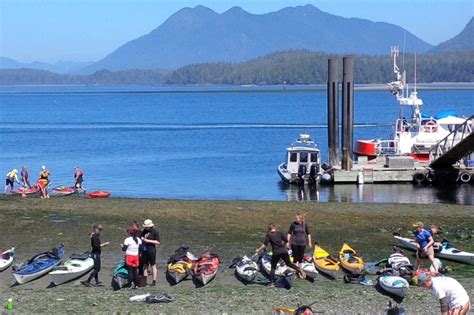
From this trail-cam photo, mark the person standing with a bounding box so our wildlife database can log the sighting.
[74,166,84,191]
[38,165,51,198]
[418,273,471,315]
[141,219,160,286]
[287,213,312,265]
[82,224,110,287]
[121,227,142,289]
[256,223,305,288]
[21,166,30,188]
[4,169,20,193]
[413,222,438,273]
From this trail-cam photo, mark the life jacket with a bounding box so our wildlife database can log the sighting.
[6,171,16,179]
[40,171,49,179]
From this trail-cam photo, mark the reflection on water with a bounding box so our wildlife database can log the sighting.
[279,183,474,205]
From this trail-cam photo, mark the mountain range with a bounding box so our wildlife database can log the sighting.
[1,5,472,75]
[0,57,92,74]
[79,5,433,73]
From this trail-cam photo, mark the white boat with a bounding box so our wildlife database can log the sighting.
[394,235,474,265]
[354,46,468,162]
[379,275,409,298]
[277,133,322,184]
[261,252,293,277]
[300,259,318,279]
[0,247,15,272]
[49,252,94,285]
[235,255,259,283]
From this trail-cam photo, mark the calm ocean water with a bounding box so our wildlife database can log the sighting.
[0,85,473,204]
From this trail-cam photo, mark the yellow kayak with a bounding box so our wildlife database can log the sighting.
[312,244,340,279]
[339,243,364,273]
[167,261,193,284]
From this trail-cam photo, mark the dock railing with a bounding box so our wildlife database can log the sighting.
[429,115,474,166]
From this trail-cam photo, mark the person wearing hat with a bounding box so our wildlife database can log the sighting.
[82,224,110,287]
[413,222,438,273]
[418,272,471,315]
[140,219,160,286]
[4,169,21,193]
[73,166,84,191]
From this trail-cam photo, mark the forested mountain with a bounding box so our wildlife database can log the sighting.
[2,50,472,85]
[79,5,432,73]
[431,18,474,52]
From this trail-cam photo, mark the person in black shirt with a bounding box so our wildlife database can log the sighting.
[287,213,312,265]
[82,224,110,287]
[256,223,305,288]
[140,219,160,286]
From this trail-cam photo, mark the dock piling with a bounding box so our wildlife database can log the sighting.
[327,58,339,166]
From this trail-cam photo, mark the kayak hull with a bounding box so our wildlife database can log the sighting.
[313,244,340,279]
[394,236,474,265]
[14,245,65,284]
[49,254,94,285]
[235,255,258,283]
[379,275,409,298]
[339,243,365,274]
[0,247,15,272]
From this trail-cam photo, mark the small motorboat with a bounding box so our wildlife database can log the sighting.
[87,191,110,199]
[49,252,94,285]
[13,244,65,284]
[313,244,340,279]
[339,243,365,274]
[0,247,15,272]
[194,250,220,286]
[11,185,40,196]
[51,186,77,196]
[378,275,409,298]
[393,235,474,265]
[277,133,322,185]
[234,254,259,283]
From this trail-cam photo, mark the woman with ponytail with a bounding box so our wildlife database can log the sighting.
[120,226,142,289]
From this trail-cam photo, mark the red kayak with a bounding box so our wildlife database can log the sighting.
[52,186,76,196]
[87,191,110,199]
[11,185,40,196]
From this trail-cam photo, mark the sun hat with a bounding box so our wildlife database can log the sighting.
[12,169,18,173]
[41,165,46,170]
[143,219,154,228]
[412,222,424,228]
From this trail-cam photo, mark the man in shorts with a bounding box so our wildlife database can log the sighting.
[413,222,438,273]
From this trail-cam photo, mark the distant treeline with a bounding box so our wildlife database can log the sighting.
[1,50,473,85]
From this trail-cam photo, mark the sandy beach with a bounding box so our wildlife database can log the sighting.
[0,197,472,314]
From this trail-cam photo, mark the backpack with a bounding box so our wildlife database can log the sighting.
[343,271,365,284]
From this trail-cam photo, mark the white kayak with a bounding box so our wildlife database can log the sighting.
[379,275,409,298]
[0,247,15,272]
[235,255,258,283]
[261,253,293,277]
[394,235,474,265]
[300,256,318,279]
[49,252,94,285]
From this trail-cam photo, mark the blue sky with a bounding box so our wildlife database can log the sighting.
[0,0,472,63]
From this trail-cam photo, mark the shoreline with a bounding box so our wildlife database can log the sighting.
[1,197,472,313]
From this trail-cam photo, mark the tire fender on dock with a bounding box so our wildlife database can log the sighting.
[425,172,436,184]
[413,172,426,185]
[458,172,472,183]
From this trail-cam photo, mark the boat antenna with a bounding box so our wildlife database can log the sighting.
[414,53,417,93]
[402,30,406,72]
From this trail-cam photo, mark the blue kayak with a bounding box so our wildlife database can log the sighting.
[13,244,65,284]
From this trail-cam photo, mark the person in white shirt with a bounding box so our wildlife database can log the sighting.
[120,227,142,289]
[418,272,471,315]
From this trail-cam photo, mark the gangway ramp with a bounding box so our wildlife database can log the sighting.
[430,115,474,169]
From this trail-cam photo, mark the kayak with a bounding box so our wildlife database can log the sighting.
[166,246,197,284]
[0,247,15,272]
[378,275,409,298]
[313,244,340,279]
[339,243,365,274]
[393,235,474,265]
[167,261,194,284]
[49,252,94,285]
[194,250,220,286]
[51,186,76,196]
[260,252,296,287]
[235,255,259,283]
[11,185,40,196]
[87,191,110,199]
[300,254,319,279]
[13,244,65,284]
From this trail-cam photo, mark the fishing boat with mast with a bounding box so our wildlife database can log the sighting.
[354,46,467,162]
